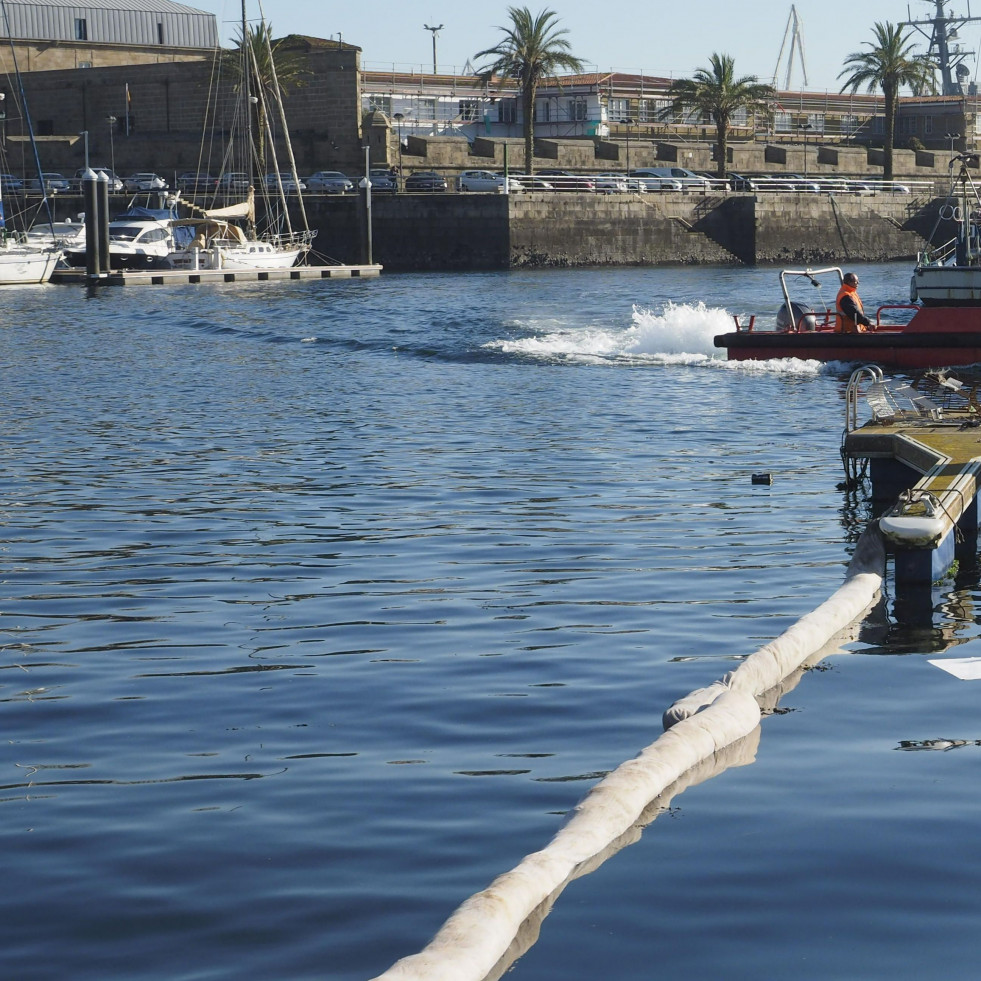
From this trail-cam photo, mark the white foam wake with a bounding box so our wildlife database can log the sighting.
[485,302,825,375]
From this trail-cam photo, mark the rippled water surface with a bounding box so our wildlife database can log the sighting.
[3,264,981,980]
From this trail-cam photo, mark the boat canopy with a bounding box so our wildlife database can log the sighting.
[170,218,250,248]
[114,206,179,222]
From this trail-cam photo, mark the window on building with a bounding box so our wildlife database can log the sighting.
[418,98,437,121]
[898,115,917,135]
[731,107,748,127]
[569,97,587,121]
[924,115,934,135]
[637,99,657,123]
[75,18,87,41]
[497,99,517,124]
[458,100,479,122]
[801,112,824,133]
[873,115,885,134]
[536,99,551,123]
[774,111,792,133]
[841,114,859,136]
[608,98,629,121]
[157,22,164,45]
[367,95,392,116]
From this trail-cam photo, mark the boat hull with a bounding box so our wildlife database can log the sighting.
[0,248,60,284]
[716,307,981,367]
[166,247,302,271]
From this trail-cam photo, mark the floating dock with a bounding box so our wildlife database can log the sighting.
[50,264,382,286]
[843,367,981,584]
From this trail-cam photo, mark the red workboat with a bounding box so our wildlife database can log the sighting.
[714,158,981,367]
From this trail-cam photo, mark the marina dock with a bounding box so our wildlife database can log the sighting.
[844,367,981,584]
[50,264,382,286]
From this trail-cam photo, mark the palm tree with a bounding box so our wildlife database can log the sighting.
[222,24,310,174]
[474,7,586,174]
[838,22,935,181]
[662,54,775,181]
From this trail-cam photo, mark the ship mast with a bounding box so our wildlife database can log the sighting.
[901,0,981,95]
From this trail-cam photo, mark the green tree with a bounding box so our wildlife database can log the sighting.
[474,7,586,174]
[838,22,935,181]
[662,53,775,180]
[222,25,310,174]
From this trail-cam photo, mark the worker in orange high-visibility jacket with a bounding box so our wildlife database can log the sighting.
[835,272,873,332]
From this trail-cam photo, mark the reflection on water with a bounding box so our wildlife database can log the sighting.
[3,267,981,981]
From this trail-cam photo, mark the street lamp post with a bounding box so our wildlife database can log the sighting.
[619,117,634,175]
[107,115,116,178]
[945,131,960,158]
[393,112,404,190]
[798,121,812,178]
[423,24,443,74]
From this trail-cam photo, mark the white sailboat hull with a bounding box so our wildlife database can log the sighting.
[0,247,61,284]
[166,243,302,271]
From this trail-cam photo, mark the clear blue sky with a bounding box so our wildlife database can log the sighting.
[207,0,980,94]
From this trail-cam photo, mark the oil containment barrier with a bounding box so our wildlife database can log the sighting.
[369,526,885,981]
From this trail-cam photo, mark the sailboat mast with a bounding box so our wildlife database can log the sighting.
[241,0,254,186]
[0,0,54,229]
[257,0,307,234]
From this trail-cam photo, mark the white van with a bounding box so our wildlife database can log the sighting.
[630,167,712,190]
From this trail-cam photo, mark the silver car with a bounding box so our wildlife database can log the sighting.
[263,172,307,193]
[306,170,354,193]
[124,173,169,192]
[457,169,521,192]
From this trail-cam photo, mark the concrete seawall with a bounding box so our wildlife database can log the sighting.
[301,191,945,271]
[46,190,945,271]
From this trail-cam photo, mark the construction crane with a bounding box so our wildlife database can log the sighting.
[774,5,809,90]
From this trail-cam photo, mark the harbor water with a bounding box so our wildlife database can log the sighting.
[3,263,980,980]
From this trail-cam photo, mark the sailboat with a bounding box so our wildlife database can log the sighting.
[165,1,315,271]
[0,4,62,283]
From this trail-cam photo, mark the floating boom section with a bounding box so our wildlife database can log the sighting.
[370,528,885,981]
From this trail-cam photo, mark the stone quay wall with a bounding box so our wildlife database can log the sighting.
[299,190,943,271]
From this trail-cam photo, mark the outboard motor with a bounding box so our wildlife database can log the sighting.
[776,300,817,332]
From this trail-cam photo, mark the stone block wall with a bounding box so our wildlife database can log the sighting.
[6,45,363,177]
[300,190,934,271]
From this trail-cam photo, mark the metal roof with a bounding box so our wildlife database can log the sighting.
[0,0,217,47]
[0,0,210,13]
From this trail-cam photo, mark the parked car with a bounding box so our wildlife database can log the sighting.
[25,172,71,193]
[70,167,123,192]
[217,172,251,191]
[630,166,710,190]
[306,170,354,193]
[781,173,823,192]
[0,173,23,192]
[123,172,169,192]
[728,172,799,192]
[263,172,307,193]
[404,170,447,192]
[366,169,398,192]
[627,170,683,191]
[536,169,596,191]
[456,169,520,192]
[177,172,218,193]
[592,172,631,192]
[508,173,554,190]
